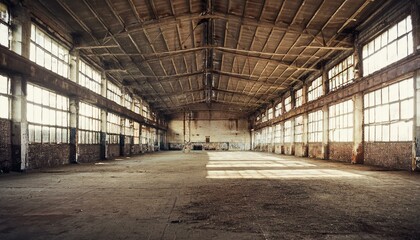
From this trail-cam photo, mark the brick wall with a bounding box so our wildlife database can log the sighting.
[308,143,323,159]
[364,142,413,170]
[132,145,142,154]
[107,144,120,158]
[78,145,101,163]
[329,143,353,163]
[28,144,70,169]
[0,119,12,172]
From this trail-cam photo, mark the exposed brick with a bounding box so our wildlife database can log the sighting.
[364,142,413,170]
[0,119,12,172]
[108,144,120,159]
[78,145,101,163]
[28,144,70,169]
[329,143,353,163]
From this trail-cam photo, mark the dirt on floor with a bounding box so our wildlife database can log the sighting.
[0,151,419,240]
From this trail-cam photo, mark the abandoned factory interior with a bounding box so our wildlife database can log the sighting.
[0,0,419,239]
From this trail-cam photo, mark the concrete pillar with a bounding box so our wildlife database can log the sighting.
[321,65,329,96]
[290,118,295,155]
[353,32,363,79]
[100,109,108,160]
[414,70,420,171]
[119,117,125,156]
[302,84,308,105]
[11,4,30,58]
[11,76,28,171]
[412,0,420,54]
[100,72,107,159]
[69,99,78,163]
[322,105,329,160]
[290,89,295,109]
[352,93,364,164]
[302,113,308,157]
[69,50,79,83]
[139,123,143,153]
[10,6,30,171]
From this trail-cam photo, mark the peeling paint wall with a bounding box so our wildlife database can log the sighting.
[308,143,323,159]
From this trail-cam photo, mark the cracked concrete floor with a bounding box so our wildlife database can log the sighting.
[0,151,419,239]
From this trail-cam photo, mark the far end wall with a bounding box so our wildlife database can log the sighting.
[167,118,251,151]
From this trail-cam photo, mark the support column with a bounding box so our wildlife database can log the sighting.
[100,72,108,160]
[352,93,364,164]
[11,4,30,58]
[290,118,295,155]
[68,49,79,163]
[10,5,30,171]
[322,105,329,160]
[69,99,78,163]
[302,113,308,157]
[69,50,79,83]
[321,65,329,96]
[413,2,420,171]
[119,117,125,156]
[414,70,420,171]
[11,76,28,171]
[302,84,308,105]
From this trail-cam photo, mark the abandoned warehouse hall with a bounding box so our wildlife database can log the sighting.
[0,0,420,239]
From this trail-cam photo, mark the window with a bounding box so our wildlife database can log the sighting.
[107,112,121,144]
[263,128,269,145]
[124,94,133,110]
[284,120,292,143]
[141,125,149,144]
[308,77,323,102]
[274,123,283,144]
[142,105,149,119]
[275,102,282,117]
[124,118,134,144]
[267,108,273,120]
[0,75,11,119]
[295,89,303,108]
[30,24,70,78]
[134,122,140,144]
[267,126,273,144]
[284,96,292,112]
[329,55,354,91]
[0,2,10,48]
[261,112,267,122]
[134,99,141,114]
[27,83,69,144]
[294,116,303,143]
[308,110,323,142]
[78,60,101,94]
[364,78,414,142]
[107,81,122,105]
[78,102,101,144]
[363,16,413,75]
[329,100,353,142]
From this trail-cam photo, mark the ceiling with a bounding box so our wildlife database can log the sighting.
[25,0,383,118]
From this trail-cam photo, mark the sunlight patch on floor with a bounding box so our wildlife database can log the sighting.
[206,152,361,179]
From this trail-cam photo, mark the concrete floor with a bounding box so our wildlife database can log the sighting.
[0,151,419,240]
